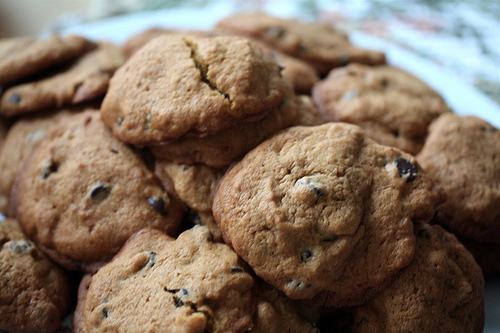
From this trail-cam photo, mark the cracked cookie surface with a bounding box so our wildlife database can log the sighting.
[101,34,289,145]
[213,123,444,307]
[312,64,452,155]
[0,218,73,333]
[74,226,257,332]
[11,110,183,272]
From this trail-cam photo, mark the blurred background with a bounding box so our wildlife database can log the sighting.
[1,0,498,106]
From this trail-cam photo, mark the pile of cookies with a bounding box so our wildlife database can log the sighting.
[0,12,497,332]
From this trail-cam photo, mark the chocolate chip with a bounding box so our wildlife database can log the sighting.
[393,157,418,182]
[482,126,497,133]
[41,161,59,179]
[9,240,32,254]
[90,183,112,202]
[8,93,22,104]
[145,113,152,131]
[339,54,350,66]
[186,209,201,225]
[174,296,184,308]
[180,288,188,295]
[144,251,156,269]
[102,308,109,318]
[266,26,286,39]
[148,197,168,216]
[296,177,324,199]
[287,279,304,289]
[231,266,244,273]
[301,249,313,262]
[117,116,124,126]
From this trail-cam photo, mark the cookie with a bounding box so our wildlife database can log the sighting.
[267,49,319,94]
[101,34,289,145]
[416,113,500,244]
[352,223,484,333]
[215,12,386,75]
[251,281,320,333]
[1,42,124,117]
[293,95,326,127]
[11,110,184,272]
[213,122,444,307]
[312,64,452,155]
[73,226,257,332]
[154,160,225,241]
[0,218,73,333]
[123,27,214,58]
[0,35,95,87]
[149,89,297,168]
[0,109,74,215]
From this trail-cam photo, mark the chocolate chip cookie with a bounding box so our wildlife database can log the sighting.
[417,113,500,244]
[0,218,73,333]
[74,226,257,332]
[0,34,95,88]
[1,42,124,117]
[352,223,484,333]
[11,110,184,272]
[213,122,444,307]
[0,109,74,215]
[101,34,289,145]
[215,12,386,75]
[312,64,452,155]
[155,160,225,241]
[149,89,297,168]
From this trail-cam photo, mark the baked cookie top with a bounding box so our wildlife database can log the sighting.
[1,42,124,117]
[215,12,386,75]
[312,64,452,155]
[417,113,500,243]
[352,223,485,333]
[155,160,225,241]
[11,110,183,272]
[101,34,289,145]
[0,109,74,215]
[74,226,257,332]
[0,35,95,87]
[149,89,297,168]
[292,95,326,127]
[213,123,443,307]
[0,218,73,333]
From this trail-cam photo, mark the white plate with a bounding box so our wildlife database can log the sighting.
[43,5,500,331]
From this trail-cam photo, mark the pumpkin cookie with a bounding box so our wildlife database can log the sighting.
[101,34,289,145]
[0,34,95,87]
[1,42,124,117]
[0,109,75,215]
[352,223,484,333]
[215,12,386,75]
[0,218,73,333]
[417,113,500,244]
[11,110,183,272]
[73,226,257,332]
[213,123,444,307]
[312,64,452,155]
[149,90,296,168]
[155,160,225,241]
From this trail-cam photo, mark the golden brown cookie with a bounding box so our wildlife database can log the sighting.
[312,64,452,155]
[73,226,257,332]
[293,95,326,127]
[352,223,484,333]
[0,218,73,333]
[213,123,444,307]
[0,35,95,87]
[149,89,297,168]
[155,160,225,241]
[11,110,183,272]
[215,12,386,75]
[0,109,75,215]
[1,42,124,117]
[101,34,290,145]
[417,113,500,244]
